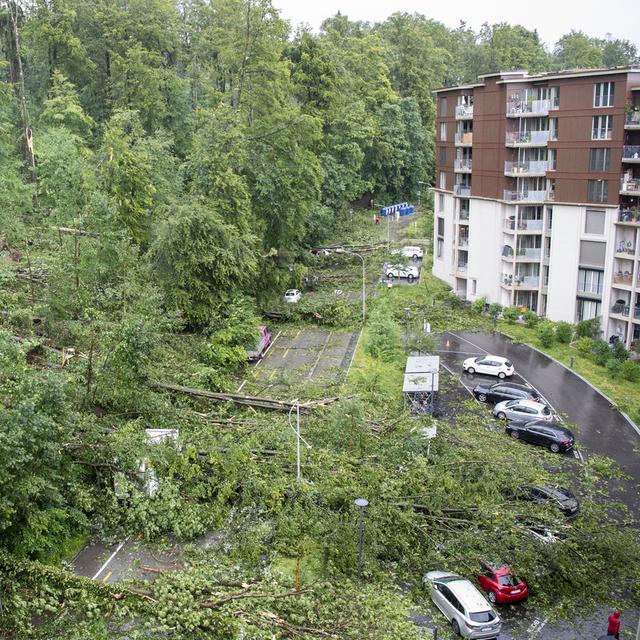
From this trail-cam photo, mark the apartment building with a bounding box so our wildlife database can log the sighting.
[433,67,640,348]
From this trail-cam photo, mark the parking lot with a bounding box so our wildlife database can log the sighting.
[438,330,640,518]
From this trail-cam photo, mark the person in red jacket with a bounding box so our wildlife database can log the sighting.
[607,609,621,638]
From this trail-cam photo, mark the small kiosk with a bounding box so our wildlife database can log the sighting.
[403,355,440,414]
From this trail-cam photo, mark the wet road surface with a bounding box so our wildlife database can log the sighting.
[438,331,640,519]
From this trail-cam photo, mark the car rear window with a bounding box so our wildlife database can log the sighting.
[505,361,513,367]
[498,575,523,587]
[541,406,551,415]
[469,611,497,623]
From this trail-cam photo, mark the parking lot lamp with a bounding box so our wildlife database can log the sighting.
[405,307,411,346]
[354,498,369,578]
[288,399,312,481]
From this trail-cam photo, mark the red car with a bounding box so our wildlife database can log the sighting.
[477,560,528,604]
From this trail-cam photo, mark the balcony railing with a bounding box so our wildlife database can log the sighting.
[516,248,542,260]
[505,217,543,231]
[454,184,472,197]
[506,99,551,117]
[454,159,473,172]
[458,237,469,248]
[457,263,468,273]
[618,208,640,224]
[615,241,635,255]
[505,130,550,146]
[504,160,549,175]
[625,111,640,127]
[611,302,630,316]
[455,105,473,119]
[503,189,547,202]
[612,272,633,286]
[623,146,640,161]
[455,132,473,145]
[502,274,540,287]
[459,210,470,221]
[621,178,640,195]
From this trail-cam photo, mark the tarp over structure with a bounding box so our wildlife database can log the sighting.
[403,356,440,414]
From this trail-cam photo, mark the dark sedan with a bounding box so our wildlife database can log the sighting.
[506,419,575,453]
[473,382,540,404]
[513,485,580,518]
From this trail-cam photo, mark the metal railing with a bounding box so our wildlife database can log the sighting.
[506,98,551,117]
[455,132,473,145]
[503,190,547,202]
[505,130,550,145]
[612,273,633,285]
[621,178,640,194]
[610,303,630,316]
[623,146,640,160]
[504,160,549,175]
[455,105,473,119]
[459,209,470,221]
[454,184,472,197]
[626,111,640,127]
[618,209,640,223]
[454,159,473,171]
[516,248,542,260]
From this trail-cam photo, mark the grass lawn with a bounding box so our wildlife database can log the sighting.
[498,320,640,422]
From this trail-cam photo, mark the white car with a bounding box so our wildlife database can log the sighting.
[284,289,302,303]
[386,264,419,281]
[493,399,553,422]
[424,571,501,639]
[401,245,424,260]
[463,355,513,379]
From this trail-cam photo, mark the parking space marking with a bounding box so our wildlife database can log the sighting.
[436,349,484,356]
[440,361,475,397]
[308,331,332,380]
[282,348,290,359]
[102,571,112,583]
[445,332,559,417]
[92,539,127,580]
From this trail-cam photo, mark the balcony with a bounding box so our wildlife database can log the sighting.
[455,132,473,146]
[504,160,549,176]
[615,241,636,257]
[505,130,550,147]
[457,263,468,274]
[459,209,470,222]
[618,208,640,224]
[505,217,543,232]
[503,189,547,203]
[454,159,473,172]
[516,248,542,261]
[506,99,551,117]
[457,236,469,249]
[611,301,631,317]
[502,274,540,288]
[613,272,633,286]
[625,111,640,129]
[622,146,640,163]
[620,178,640,196]
[454,184,472,197]
[456,105,473,119]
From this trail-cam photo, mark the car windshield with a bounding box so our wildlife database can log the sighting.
[498,574,523,587]
[469,611,496,623]
[506,400,520,407]
[541,406,551,415]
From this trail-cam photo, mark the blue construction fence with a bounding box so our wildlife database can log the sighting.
[380,202,415,217]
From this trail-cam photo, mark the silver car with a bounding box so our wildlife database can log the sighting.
[424,571,501,639]
[493,398,553,422]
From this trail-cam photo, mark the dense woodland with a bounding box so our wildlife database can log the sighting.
[0,1,639,638]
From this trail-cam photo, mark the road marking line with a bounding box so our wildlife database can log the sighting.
[268,369,276,381]
[436,349,484,356]
[308,332,332,379]
[295,329,301,339]
[92,539,127,580]
[440,361,475,397]
[283,348,290,359]
[101,571,112,583]
[236,379,247,393]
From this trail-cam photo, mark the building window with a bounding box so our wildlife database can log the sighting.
[594,82,615,107]
[437,217,445,236]
[440,122,447,141]
[585,209,605,235]
[577,298,602,321]
[589,148,611,172]
[439,146,447,165]
[578,268,604,295]
[470,279,477,295]
[548,148,557,170]
[550,117,559,141]
[440,97,448,116]
[439,171,446,189]
[438,193,444,212]
[592,115,612,140]
[587,180,608,203]
[579,240,606,267]
[437,238,444,258]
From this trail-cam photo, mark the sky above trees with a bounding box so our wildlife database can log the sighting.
[273,0,640,51]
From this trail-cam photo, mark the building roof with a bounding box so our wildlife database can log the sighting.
[433,66,640,94]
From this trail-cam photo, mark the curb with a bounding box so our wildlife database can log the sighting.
[345,328,363,379]
[499,331,640,438]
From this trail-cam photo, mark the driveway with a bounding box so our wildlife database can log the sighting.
[438,331,640,518]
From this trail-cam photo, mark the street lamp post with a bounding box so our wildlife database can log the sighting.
[405,306,411,347]
[288,399,312,481]
[336,249,366,323]
[354,498,368,578]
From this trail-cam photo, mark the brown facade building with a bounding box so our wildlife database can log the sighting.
[433,67,640,348]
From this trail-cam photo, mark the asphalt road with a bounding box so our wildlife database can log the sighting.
[438,330,640,519]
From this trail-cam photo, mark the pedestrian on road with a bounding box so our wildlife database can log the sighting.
[607,609,621,638]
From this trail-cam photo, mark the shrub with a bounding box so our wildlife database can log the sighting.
[365,309,403,362]
[537,320,555,347]
[575,337,594,356]
[502,306,518,324]
[576,317,600,339]
[488,303,503,319]
[472,297,488,315]
[610,340,630,362]
[523,310,539,327]
[593,340,611,366]
[606,359,622,378]
[619,360,640,382]
[555,321,573,344]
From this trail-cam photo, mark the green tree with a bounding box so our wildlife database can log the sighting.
[554,31,603,69]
